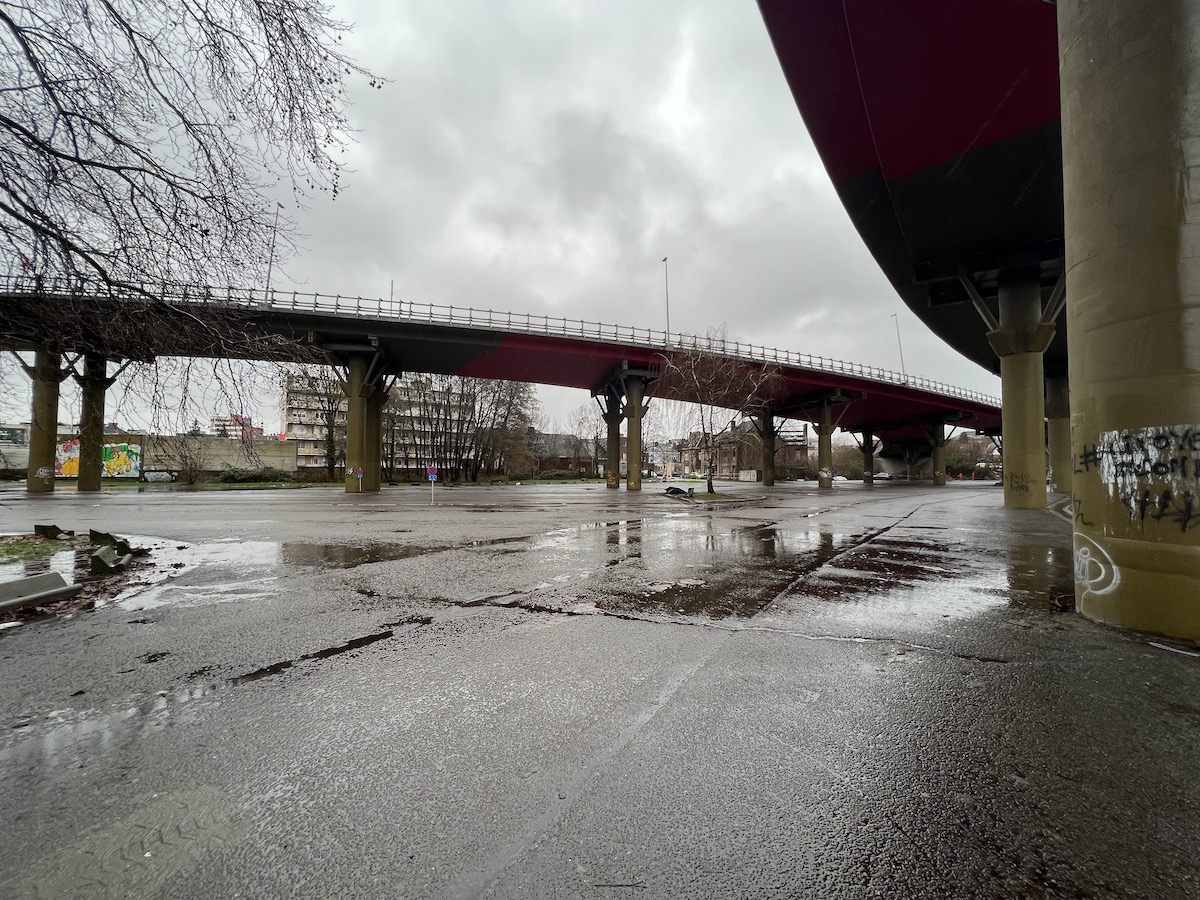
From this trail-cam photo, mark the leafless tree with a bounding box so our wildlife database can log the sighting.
[0,1,378,442]
[567,402,604,476]
[287,365,346,480]
[470,380,538,480]
[379,375,538,482]
[149,433,210,485]
[657,326,786,493]
[0,0,379,291]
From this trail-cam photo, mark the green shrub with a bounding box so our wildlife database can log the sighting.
[215,466,295,483]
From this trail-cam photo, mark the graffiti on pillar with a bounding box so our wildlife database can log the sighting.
[1073,533,1120,597]
[1077,425,1199,533]
[1006,472,1037,494]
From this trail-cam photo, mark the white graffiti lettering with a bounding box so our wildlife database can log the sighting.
[1073,533,1120,597]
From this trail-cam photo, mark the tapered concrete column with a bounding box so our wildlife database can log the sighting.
[26,350,64,494]
[599,392,622,489]
[343,356,370,493]
[364,388,384,492]
[625,378,646,492]
[904,448,921,482]
[759,413,777,486]
[931,423,947,486]
[861,431,874,485]
[1060,0,1200,636]
[1045,375,1072,495]
[77,354,108,492]
[987,275,1054,508]
[816,399,833,489]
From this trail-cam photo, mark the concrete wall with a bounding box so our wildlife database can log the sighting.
[141,434,297,473]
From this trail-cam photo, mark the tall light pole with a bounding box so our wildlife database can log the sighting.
[265,202,283,297]
[661,256,670,337]
[890,312,907,381]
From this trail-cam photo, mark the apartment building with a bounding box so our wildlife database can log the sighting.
[279,373,479,476]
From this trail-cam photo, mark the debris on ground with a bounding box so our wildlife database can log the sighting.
[0,530,153,626]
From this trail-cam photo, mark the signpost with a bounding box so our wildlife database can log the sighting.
[356,467,363,492]
[428,465,437,505]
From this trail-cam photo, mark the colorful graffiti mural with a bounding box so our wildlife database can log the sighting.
[55,440,142,479]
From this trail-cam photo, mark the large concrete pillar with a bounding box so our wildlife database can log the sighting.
[1059,0,1200,637]
[364,387,384,492]
[625,378,645,493]
[599,392,622,489]
[759,413,777,486]
[26,350,63,494]
[987,274,1053,508]
[77,353,108,492]
[904,447,921,482]
[1045,375,1072,495]
[816,399,833,489]
[861,431,874,485]
[343,356,369,493]
[931,423,947,486]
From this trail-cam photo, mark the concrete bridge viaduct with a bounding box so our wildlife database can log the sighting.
[3,280,1001,497]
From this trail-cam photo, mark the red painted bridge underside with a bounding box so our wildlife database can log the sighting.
[266,315,1003,439]
[757,0,1065,376]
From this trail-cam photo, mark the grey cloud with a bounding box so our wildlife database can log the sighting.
[279,0,1000,419]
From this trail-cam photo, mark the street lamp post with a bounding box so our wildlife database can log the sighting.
[661,256,670,338]
[265,202,283,297]
[890,313,907,381]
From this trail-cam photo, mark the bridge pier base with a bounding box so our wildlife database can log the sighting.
[816,399,833,489]
[595,368,652,491]
[598,391,622,489]
[76,354,126,492]
[1045,375,1071,495]
[624,377,646,493]
[758,413,777,486]
[988,274,1053,509]
[342,355,384,494]
[25,350,65,494]
[861,430,874,485]
[364,388,384,492]
[931,423,947,486]
[903,446,921,482]
[1060,0,1200,637]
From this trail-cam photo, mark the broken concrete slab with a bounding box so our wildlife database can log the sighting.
[33,524,75,540]
[0,573,83,613]
[90,544,134,575]
[88,530,147,558]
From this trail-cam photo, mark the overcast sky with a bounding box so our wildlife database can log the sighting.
[269,0,1000,426]
[3,0,1001,432]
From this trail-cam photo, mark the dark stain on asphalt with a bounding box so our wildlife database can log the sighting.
[229,617,432,686]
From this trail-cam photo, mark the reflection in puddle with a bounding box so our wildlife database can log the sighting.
[0,548,91,585]
[568,519,870,620]
[281,542,435,568]
[105,538,445,610]
[1,682,220,772]
[776,533,1077,622]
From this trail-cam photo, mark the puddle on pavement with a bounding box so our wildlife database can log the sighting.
[103,538,448,611]
[0,548,92,584]
[782,535,1076,621]
[515,518,873,620]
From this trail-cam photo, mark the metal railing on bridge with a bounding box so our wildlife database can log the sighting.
[2,276,1001,407]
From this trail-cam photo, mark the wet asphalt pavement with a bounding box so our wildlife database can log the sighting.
[0,480,1198,899]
